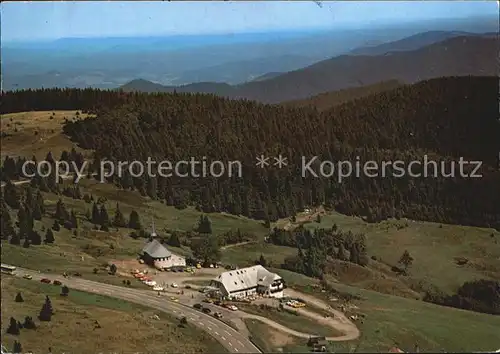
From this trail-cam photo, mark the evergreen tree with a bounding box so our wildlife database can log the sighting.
[337,243,347,261]
[4,180,21,209]
[61,285,70,296]
[29,230,42,245]
[192,234,220,265]
[399,250,414,271]
[12,341,22,354]
[91,202,100,224]
[25,187,34,208]
[70,210,78,229]
[32,197,42,220]
[16,206,27,237]
[0,197,16,240]
[6,317,20,335]
[128,210,142,230]
[100,204,110,228]
[39,296,54,321]
[167,231,181,247]
[349,243,360,265]
[258,254,267,267]
[113,203,127,227]
[45,228,55,244]
[197,215,213,234]
[109,264,117,275]
[23,316,36,329]
[22,237,30,248]
[25,205,34,231]
[52,219,60,231]
[10,233,21,245]
[15,292,24,302]
[36,191,45,214]
[55,199,69,222]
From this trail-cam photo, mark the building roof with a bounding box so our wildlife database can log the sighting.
[142,239,172,259]
[213,265,282,294]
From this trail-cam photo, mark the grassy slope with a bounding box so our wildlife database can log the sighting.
[271,270,500,353]
[2,111,500,352]
[304,212,500,295]
[0,111,90,160]
[1,276,226,353]
[245,319,300,353]
[2,178,268,278]
[236,303,342,338]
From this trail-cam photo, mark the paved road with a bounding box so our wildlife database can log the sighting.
[10,267,261,354]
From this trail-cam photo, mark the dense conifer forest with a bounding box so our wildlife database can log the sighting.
[1,76,499,230]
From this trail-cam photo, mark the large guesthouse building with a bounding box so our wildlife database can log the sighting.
[209,265,285,299]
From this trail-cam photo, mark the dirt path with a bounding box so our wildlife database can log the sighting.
[274,206,325,231]
[220,241,255,250]
[284,289,360,340]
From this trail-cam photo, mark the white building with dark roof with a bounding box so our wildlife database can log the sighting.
[210,265,285,299]
[140,220,185,269]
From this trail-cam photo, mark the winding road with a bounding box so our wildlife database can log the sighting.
[8,267,261,354]
[179,278,360,342]
[5,266,360,352]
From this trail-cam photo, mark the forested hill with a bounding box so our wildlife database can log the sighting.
[3,77,500,229]
[281,80,403,111]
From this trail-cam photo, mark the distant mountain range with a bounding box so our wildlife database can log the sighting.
[4,16,497,91]
[169,55,316,85]
[349,30,491,56]
[121,34,498,103]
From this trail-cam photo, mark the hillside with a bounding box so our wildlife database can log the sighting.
[170,55,315,85]
[119,35,498,103]
[251,72,284,82]
[4,77,497,229]
[120,79,234,96]
[349,30,476,55]
[232,35,498,103]
[282,80,403,111]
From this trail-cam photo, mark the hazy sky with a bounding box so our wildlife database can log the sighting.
[2,1,498,42]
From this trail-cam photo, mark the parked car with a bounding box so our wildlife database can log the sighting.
[40,278,51,284]
[229,305,238,311]
[73,272,82,277]
[171,283,178,288]
[53,280,62,286]
[214,300,222,306]
[213,312,223,319]
[193,303,203,310]
[23,274,32,280]
[202,307,211,314]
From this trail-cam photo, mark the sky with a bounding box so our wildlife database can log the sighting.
[1,1,498,42]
